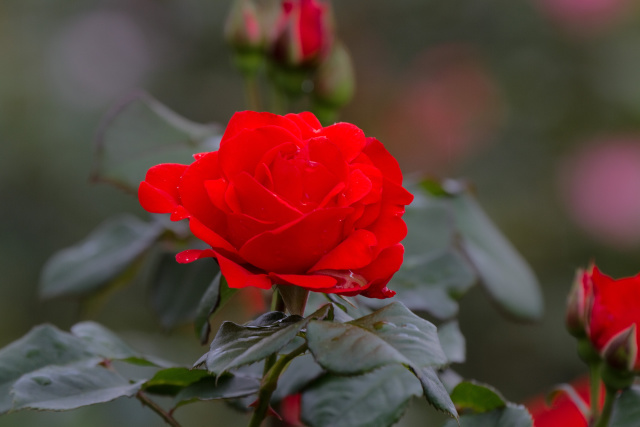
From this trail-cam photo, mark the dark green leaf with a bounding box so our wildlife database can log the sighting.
[451,192,543,321]
[610,385,640,427]
[202,305,331,375]
[301,365,422,427]
[39,215,162,299]
[194,274,238,344]
[147,251,221,330]
[438,321,466,364]
[272,353,325,403]
[70,321,172,367]
[450,381,506,413]
[383,192,476,320]
[413,367,458,418]
[442,404,533,427]
[0,325,100,414]
[306,302,446,375]
[93,92,221,192]
[173,375,261,409]
[142,368,212,396]
[11,365,142,411]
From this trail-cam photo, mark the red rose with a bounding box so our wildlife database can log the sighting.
[586,266,640,372]
[526,377,602,427]
[270,0,333,67]
[138,111,413,299]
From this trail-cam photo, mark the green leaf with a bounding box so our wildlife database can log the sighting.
[11,365,142,411]
[142,368,212,396]
[307,302,447,375]
[413,367,458,418]
[201,304,332,375]
[450,192,543,321]
[173,375,261,409]
[392,250,476,319]
[93,91,221,192]
[610,385,640,426]
[194,274,238,344]
[301,365,422,427]
[70,321,171,367]
[271,353,324,403]
[385,193,476,320]
[438,321,466,364]
[39,215,162,299]
[450,381,507,413]
[0,324,100,414]
[442,404,533,427]
[147,251,221,330]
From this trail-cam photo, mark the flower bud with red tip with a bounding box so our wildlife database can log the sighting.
[270,0,334,68]
[586,266,640,379]
[224,0,264,75]
[566,267,593,338]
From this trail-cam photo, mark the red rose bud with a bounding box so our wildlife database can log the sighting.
[225,0,263,50]
[224,0,263,75]
[270,0,334,68]
[586,266,640,373]
[138,111,413,301]
[312,41,355,124]
[566,267,593,338]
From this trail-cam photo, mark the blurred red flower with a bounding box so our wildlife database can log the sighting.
[270,0,333,67]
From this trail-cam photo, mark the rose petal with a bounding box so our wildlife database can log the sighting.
[269,273,337,289]
[239,207,352,274]
[362,137,404,185]
[204,178,230,212]
[226,213,276,249]
[285,112,321,139]
[219,126,301,179]
[307,136,348,182]
[232,172,302,223]
[340,168,373,206]
[383,178,415,205]
[144,163,188,201]
[365,204,408,249]
[138,181,178,214]
[189,216,239,257]
[222,111,302,142]
[357,244,404,299]
[309,229,378,272]
[179,152,225,230]
[176,249,215,263]
[317,122,366,162]
[215,251,273,290]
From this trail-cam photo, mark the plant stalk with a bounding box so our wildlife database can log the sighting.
[136,391,183,427]
[247,344,308,427]
[244,75,261,110]
[589,362,601,420]
[593,387,617,427]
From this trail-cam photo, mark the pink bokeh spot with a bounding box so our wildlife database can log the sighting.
[535,0,633,35]
[560,138,640,248]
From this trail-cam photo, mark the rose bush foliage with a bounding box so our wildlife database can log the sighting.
[139,111,413,299]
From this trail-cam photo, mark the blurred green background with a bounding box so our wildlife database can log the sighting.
[2,0,640,425]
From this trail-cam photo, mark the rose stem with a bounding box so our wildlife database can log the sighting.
[248,343,308,427]
[244,75,261,110]
[589,362,601,420]
[594,387,617,427]
[136,390,183,427]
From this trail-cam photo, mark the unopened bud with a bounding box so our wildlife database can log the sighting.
[602,324,638,373]
[224,0,264,75]
[566,267,593,338]
[313,41,355,110]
